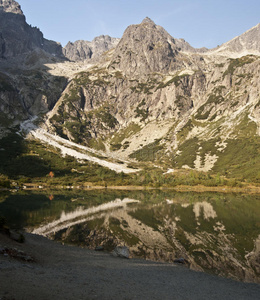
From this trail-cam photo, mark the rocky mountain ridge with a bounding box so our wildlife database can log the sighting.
[210,23,260,57]
[63,35,120,62]
[0,0,260,181]
[45,17,260,180]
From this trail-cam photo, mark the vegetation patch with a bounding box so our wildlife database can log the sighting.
[174,137,200,168]
[95,106,118,129]
[156,74,189,90]
[63,121,85,144]
[233,114,257,138]
[110,123,141,147]
[88,138,106,151]
[223,55,256,77]
[129,139,164,162]
[176,119,194,142]
[134,99,149,122]
[212,137,260,182]
[130,78,157,94]
[195,91,225,120]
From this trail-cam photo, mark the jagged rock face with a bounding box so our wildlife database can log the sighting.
[63,35,120,62]
[46,65,205,145]
[63,41,92,62]
[0,0,63,59]
[110,17,187,76]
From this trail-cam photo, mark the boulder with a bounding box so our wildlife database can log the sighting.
[112,246,130,259]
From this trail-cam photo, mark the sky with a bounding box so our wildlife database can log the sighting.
[17,0,260,48]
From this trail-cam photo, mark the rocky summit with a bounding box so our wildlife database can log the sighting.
[63,35,120,62]
[0,0,260,183]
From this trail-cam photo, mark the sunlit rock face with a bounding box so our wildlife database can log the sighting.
[63,35,120,62]
[211,23,260,56]
[44,17,260,180]
[0,0,23,15]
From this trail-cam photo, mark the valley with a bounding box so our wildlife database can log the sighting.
[1,2,260,298]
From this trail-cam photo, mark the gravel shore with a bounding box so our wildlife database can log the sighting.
[1,232,260,300]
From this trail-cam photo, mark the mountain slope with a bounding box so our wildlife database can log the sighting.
[0,0,68,134]
[0,1,259,183]
[44,18,260,182]
[210,23,260,57]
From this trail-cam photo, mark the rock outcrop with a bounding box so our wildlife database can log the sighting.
[63,35,120,62]
[110,17,186,76]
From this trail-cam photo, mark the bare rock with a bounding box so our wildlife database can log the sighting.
[63,35,120,62]
[112,246,130,259]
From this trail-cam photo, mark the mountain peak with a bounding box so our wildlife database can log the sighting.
[110,17,185,76]
[211,22,260,56]
[141,17,156,25]
[0,0,23,15]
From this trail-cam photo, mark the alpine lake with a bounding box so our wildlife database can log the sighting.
[1,188,260,283]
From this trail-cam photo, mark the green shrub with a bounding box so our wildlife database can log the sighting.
[223,56,255,77]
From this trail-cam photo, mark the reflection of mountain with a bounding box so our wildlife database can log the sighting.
[32,198,140,236]
[31,192,260,283]
[2,190,260,283]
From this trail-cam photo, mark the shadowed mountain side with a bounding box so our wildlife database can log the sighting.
[0,1,69,130]
[0,0,63,59]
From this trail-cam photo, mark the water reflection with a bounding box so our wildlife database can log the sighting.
[33,198,140,236]
[0,190,260,283]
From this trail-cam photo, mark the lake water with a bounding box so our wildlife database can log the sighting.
[1,189,260,283]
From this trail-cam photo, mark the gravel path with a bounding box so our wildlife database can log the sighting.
[1,233,260,300]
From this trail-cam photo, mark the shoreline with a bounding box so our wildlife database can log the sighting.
[2,183,260,194]
[1,232,260,300]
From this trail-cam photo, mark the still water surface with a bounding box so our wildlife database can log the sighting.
[1,189,260,283]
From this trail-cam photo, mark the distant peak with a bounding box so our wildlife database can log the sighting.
[141,17,156,25]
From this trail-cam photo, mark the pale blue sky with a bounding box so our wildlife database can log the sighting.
[17,0,260,48]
